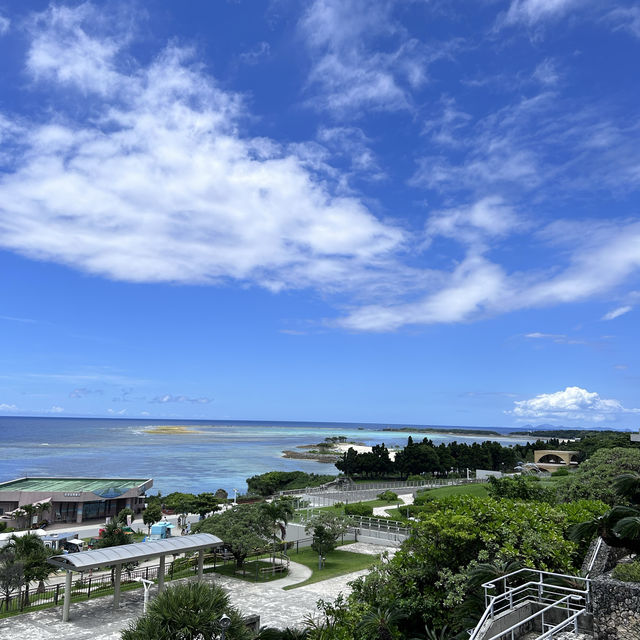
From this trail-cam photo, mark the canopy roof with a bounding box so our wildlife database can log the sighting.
[47,533,222,572]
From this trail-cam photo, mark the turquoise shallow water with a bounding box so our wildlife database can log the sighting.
[0,417,534,494]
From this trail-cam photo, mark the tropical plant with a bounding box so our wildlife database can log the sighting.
[358,606,405,640]
[255,628,310,639]
[98,520,133,548]
[116,507,135,525]
[0,551,24,612]
[120,581,251,640]
[20,504,36,531]
[261,498,294,571]
[6,533,52,602]
[305,514,348,568]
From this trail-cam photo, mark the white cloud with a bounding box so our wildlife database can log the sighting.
[238,41,271,65]
[151,394,211,404]
[425,196,523,247]
[140,410,150,416]
[107,408,127,415]
[0,403,18,411]
[602,305,632,321]
[0,13,9,35]
[606,7,640,39]
[502,0,582,26]
[299,0,450,115]
[507,386,640,422]
[532,58,560,85]
[0,4,404,296]
[48,405,64,413]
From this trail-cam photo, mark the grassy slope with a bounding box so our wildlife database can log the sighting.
[284,547,376,590]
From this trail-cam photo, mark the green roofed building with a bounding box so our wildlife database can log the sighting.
[0,476,153,526]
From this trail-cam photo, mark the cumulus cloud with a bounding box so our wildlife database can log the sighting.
[508,386,640,422]
[151,394,211,404]
[0,403,18,411]
[0,3,404,296]
[48,405,64,413]
[602,305,632,321]
[107,408,127,415]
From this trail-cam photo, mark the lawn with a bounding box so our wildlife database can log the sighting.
[212,559,288,583]
[283,546,376,590]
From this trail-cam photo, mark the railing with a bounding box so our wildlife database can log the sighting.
[280,477,485,496]
[468,568,589,640]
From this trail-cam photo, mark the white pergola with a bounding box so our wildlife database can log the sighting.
[47,533,223,622]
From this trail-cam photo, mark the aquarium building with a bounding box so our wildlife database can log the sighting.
[0,477,153,526]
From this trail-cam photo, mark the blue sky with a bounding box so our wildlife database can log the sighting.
[0,0,639,427]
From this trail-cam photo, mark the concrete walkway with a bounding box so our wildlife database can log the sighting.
[0,546,380,640]
[372,493,414,517]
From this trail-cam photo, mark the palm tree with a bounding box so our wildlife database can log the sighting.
[6,533,51,602]
[261,499,294,572]
[569,505,640,553]
[613,472,640,504]
[358,606,406,640]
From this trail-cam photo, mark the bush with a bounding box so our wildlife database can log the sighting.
[246,471,335,496]
[487,475,556,503]
[345,503,374,517]
[413,490,435,506]
[376,490,398,502]
[552,468,569,477]
[613,561,640,583]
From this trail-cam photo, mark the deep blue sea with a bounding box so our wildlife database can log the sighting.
[0,417,536,494]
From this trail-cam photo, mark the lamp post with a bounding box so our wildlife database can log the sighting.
[232,489,238,506]
[135,577,153,614]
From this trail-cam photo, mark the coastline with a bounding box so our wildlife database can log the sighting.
[282,442,400,463]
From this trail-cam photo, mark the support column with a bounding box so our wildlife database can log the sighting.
[62,570,72,622]
[158,555,165,593]
[113,564,122,611]
[197,550,204,580]
[76,504,83,524]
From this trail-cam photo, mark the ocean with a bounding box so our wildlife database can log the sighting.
[0,417,535,494]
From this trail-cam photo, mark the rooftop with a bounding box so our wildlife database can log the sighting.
[0,477,150,494]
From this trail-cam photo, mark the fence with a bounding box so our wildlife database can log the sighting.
[0,545,298,616]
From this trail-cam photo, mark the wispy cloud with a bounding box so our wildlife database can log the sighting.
[605,6,640,39]
[48,405,64,414]
[298,0,455,116]
[500,0,583,27]
[0,403,18,412]
[0,315,36,324]
[0,13,10,36]
[69,387,103,398]
[150,394,212,404]
[602,305,632,321]
[507,385,640,422]
[238,41,270,65]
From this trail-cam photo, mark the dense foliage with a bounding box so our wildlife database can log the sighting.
[556,447,640,504]
[193,504,271,568]
[346,495,605,636]
[335,436,550,478]
[121,581,251,640]
[344,503,374,517]
[246,471,335,496]
[486,475,556,502]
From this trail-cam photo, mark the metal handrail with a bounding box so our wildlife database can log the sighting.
[469,569,590,640]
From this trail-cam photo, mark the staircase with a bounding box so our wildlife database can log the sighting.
[468,568,591,640]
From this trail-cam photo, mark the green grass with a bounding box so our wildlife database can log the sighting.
[283,547,376,590]
[294,498,402,520]
[417,483,488,499]
[212,559,288,583]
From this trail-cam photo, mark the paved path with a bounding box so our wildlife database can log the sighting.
[372,493,414,517]
[0,546,380,639]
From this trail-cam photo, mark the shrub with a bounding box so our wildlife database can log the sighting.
[376,490,398,502]
[413,490,435,506]
[613,561,640,583]
[552,468,569,477]
[345,503,374,517]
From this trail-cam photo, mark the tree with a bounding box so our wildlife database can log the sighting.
[19,505,36,531]
[358,606,405,640]
[121,581,252,640]
[215,488,229,501]
[305,514,348,568]
[142,505,162,534]
[6,533,52,603]
[261,498,294,564]
[193,493,221,519]
[0,551,24,612]
[193,504,271,569]
[163,492,195,526]
[116,507,135,525]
